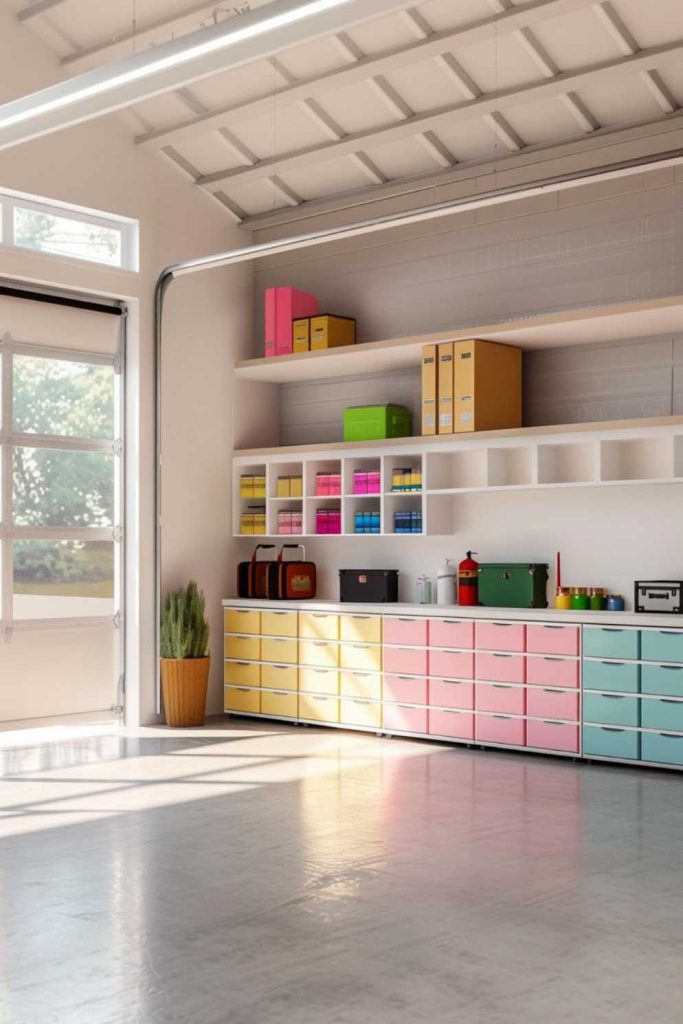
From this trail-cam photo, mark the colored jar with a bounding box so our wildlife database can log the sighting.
[570,587,589,611]
[606,595,625,611]
[555,587,571,610]
[589,587,607,611]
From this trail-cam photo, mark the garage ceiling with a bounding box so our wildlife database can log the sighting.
[6,0,683,228]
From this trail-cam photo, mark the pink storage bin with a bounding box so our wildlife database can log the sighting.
[383,616,428,647]
[265,287,318,357]
[329,511,341,535]
[382,646,428,676]
[526,720,579,753]
[527,687,579,722]
[316,474,331,496]
[429,708,475,741]
[475,621,526,652]
[475,714,525,747]
[329,474,342,496]
[475,652,526,684]
[429,618,474,650]
[526,656,579,689]
[368,472,381,494]
[475,682,525,716]
[383,703,428,735]
[383,674,428,705]
[429,649,474,679]
[315,511,328,535]
[428,678,474,710]
[353,472,368,495]
[526,624,580,657]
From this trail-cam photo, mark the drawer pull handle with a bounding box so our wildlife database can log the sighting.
[236,687,250,693]
[351,616,371,621]
[601,727,625,733]
[660,733,683,739]
[235,662,249,667]
[659,699,682,705]
[491,653,513,659]
[312,614,330,619]
[396,617,418,623]
[272,612,289,616]
[542,720,564,726]
[492,684,512,689]
[354,644,371,650]
[542,688,563,694]
[542,657,563,662]
[603,695,626,701]
[397,704,415,710]
[442,680,464,686]
[272,690,288,696]
[656,631,683,636]
[492,714,512,720]
[601,660,626,666]
[659,665,683,671]
[540,625,568,631]
[352,700,371,706]
[272,665,289,671]
[599,628,626,634]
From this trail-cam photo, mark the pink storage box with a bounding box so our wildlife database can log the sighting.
[475,652,526,684]
[429,678,474,710]
[265,287,318,357]
[475,621,526,652]
[429,649,474,679]
[429,618,474,650]
[526,656,579,689]
[429,708,475,741]
[368,472,381,494]
[526,687,579,722]
[475,682,525,716]
[353,472,368,495]
[526,720,579,753]
[316,474,331,496]
[382,646,428,676]
[383,674,428,705]
[383,617,428,647]
[475,714,525,747]
[329,474,342,497]
[526,624,580,657]
[383,703,428,735]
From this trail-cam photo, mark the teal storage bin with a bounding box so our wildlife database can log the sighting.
[641,629,683,664]
[583,627,640,660]
[583,659,640,693]
[641,732,683,767]
[641,698,683,733]
[343,404,412,442]
[641,663,683,697]
[583,692,640,727]
[583,726,640,760]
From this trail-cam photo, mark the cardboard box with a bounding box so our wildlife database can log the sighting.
[265,287,318,357]
[453,339,522,433]
[438,342,454,435]
[293,318,311,354]
[421,344,438,436]
[310,315,356,350]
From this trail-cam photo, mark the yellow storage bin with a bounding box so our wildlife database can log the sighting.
[253,475,267,498]
[340,671,382,701]
[299,639,340,669]
[299,612,340,641]
[340,698,382,730]
[290,476,303,498]
[299,667,339,696]
[224,608,261,635]
[225,686,261,714]
[340,614,382,644]
[340,642,382,673]
[261,689,298,719]
[261,637,298,665]
[299,694,340,724]
[224,635,260,661]
[224,661,261,687]
[261,664,298,691]
[262,610,298,638]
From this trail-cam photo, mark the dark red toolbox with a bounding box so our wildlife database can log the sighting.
[266,545,317,600]
[237,544,275,599]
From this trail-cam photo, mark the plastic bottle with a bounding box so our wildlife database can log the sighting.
[437,559,457,605]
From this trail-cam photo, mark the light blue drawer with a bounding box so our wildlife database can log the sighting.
[583,693,640,727]
[583,659,640,693]
[641,698,683,733]
[583,726,640,761]
[583,627,639,661]
[641,732,683,767]
[641,629,683,664]
[642,663,683,697]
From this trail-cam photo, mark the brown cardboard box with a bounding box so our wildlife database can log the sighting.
[437,342,454,434]
[310,315,356,350]
[293,318,311,353]
[421,344,438,435]
[453,339,522,433]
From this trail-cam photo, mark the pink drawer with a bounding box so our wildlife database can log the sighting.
[527,687,579,722]
[526,720,579,753]
[475,714,525,747]
[429,708,474,741]
[526,656,578,689]
[475,652,526,684]
[526,624,580,657]
[428,618,474,650]
[383,703,428,735]
[475,682,525,716]
[383,616,427,647]
[475,621,526,653]
[428,678,474,710]
[383,674,428,705]
[428,649,474,679]
[383,646,428,676]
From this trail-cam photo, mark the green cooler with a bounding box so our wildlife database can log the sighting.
[478,563,549,609]
[343,404,412,442]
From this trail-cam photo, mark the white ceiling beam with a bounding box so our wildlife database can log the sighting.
[198,36,683,192]
[135,0,600,152]
[158,145,247,223]
[642,70,678,115]
[559,91,600,132]
[264,175,302,206]
[485,111,524,152]
[595,1,678,116]
[18,0,69,22]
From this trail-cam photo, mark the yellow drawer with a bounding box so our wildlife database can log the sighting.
[261,637,298,665]
[299,694,340,724]
[261,663,298,691]
[299,612,340,641]
[340,614,382,644]
[299,639,340,669]
[224,661,261,687]
[224,635,260,661]
[261,610,298,638]
[340,642,382,673]
[299,667,339,696]
[340,671,382,701]
[225,686,261,714]
[261,689,298,719]
[224,608,260,635]
[340,698,382,730]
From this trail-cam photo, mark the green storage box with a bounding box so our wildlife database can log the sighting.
[478,563,549,609]
[343,404,412,442]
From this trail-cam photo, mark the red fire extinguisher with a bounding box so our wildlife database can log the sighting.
[458,551,479,606]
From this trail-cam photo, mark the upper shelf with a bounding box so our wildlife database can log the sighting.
[234,295,683,384]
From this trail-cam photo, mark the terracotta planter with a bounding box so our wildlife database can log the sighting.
[161,657,210,727]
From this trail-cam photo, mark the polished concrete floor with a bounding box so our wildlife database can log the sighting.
[1,720,682,1024]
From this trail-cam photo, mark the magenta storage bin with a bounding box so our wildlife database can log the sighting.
[368,472,381,494]
[526,687,579,722]
[428,678,474,710]
[429,649,474,679]
[265,287,318,357]
[429,708,475,741]
[353,472,368,495]
[429,618,474,650]
[526,720,579,753]
[383,674,428,705]
[475,652,526,684]
[383,703,428,735]
[526,624,580,657]
[330,511,341,534]
[329,474,342,496]
[475,621,526,652]
[475,682,525,716]
[476,714,525,747]
[383,616,428,647]
[526,656,579,689]
[383,646,428,676]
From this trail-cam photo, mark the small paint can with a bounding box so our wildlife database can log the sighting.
[555,587,571,610]
[589,587,607,611]
[606,595,625,611]
[570,587,589,611]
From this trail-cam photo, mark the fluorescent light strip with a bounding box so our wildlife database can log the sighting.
[0,0,355,131]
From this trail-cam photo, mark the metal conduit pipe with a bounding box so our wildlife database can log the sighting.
[153,146,683,713]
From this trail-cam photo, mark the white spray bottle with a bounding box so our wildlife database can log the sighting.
[437,558,457,605]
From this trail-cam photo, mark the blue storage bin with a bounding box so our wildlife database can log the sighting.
[583,726,640,760]
[583,627,640,660]
[583,659,640,693]
[641,629,683,665]
[583,692,640,727]
[641,732,683,767]
[641,698,683,733]
[641,663,683,697]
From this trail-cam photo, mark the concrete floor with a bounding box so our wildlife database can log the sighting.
[1,720,682,1024]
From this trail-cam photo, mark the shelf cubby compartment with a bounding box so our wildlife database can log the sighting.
[600,437,674,482]
[305,496,342,536]
[268,461,304,500]
[426,449,486,491]
[305,459,342,498]
[384,492,424,535]
[487,446,533,488]
[382,453,423,495]
[537,442,596,485]
[343,456,382,497]
[234,462,267,537]
[345,495,381,536]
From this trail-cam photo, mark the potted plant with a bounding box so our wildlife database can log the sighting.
[160,580,210,727]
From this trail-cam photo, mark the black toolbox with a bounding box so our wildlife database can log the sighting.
[339,569,398,603]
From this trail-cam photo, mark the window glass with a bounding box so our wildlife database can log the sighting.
[13,355,115,439]
[14,207,123,267]
[13,448,114,528]
[13,540,115,619]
